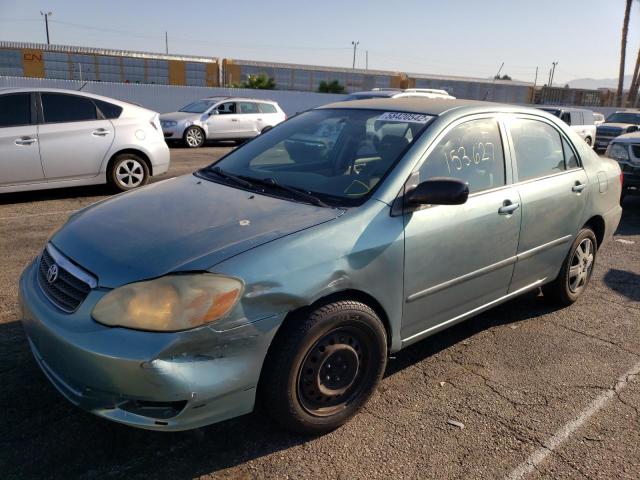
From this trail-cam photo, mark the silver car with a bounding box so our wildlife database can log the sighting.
[160,97,287,148]
[20,98,622,434]
[0,88,170,193]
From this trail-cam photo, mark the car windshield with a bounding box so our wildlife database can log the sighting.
[179,98,223,113]
[606,112,640,124]
[344,92,396,100]
[199,108,433,206]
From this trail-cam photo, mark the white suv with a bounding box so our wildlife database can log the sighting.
[0,88,170,193]
[160,97,287,148]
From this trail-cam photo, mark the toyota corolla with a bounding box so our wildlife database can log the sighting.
[20,98,622,434]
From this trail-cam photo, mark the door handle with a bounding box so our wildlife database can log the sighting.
[498,200,520,215]
[257,118,263,121]
[91,129,111,136]
[230,119,238,122]
[572,183,586,193]
[14,136,37,145]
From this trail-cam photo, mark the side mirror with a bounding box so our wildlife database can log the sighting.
[406,177,469,206]
[208,110,219,116]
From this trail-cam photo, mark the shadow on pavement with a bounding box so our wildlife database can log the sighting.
[0,184,112,206]
[603,268,640,302]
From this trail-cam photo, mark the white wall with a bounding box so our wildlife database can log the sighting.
[0,76,347,115]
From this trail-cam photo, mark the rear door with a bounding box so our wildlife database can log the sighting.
[0,92,44,186]
[237,101,261,137]
[401,116,521,342]
[37,92,114,181]
[505,115,588,292]
[258,102,282,128]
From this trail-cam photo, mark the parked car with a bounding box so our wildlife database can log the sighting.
[345,88,456,101]
[605,131,640,203]
[593,112,605,126]
[595,110,640,151]
[0,88,169,193]
[538,107,597,146]
[20,98,622,435]
[160,97,286,148]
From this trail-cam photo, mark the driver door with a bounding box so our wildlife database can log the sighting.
[401,116,521,343]
[206,101,241,139]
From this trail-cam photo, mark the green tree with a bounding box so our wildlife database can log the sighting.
[241,74,276,90]
[494,74,512,81]
[318,80,345,93]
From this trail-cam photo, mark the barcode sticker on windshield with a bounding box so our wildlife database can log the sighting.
[377,112,433,123]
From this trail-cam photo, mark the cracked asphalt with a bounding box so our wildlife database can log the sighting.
[0,147,638,479]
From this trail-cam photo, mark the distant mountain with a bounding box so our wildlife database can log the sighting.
[568,75,634,90]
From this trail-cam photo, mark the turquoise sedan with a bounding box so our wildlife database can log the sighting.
[20,98,622,434]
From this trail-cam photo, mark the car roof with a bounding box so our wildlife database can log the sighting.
[0,87,148,109]
[318,97,515,116]
[203,96,278,104]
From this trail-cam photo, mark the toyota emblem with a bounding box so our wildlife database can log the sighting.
[47,264,59,284]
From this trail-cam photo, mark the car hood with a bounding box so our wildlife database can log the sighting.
[51,175,342,288]
[160,111,202,122]
[598,123,635,130]
[611,131,640,143]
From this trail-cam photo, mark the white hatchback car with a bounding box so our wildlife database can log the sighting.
[0,88,170,193]
[160,97,287,148]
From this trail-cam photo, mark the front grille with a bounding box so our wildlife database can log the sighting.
[631,145,640,159]
[596,127,623,143]
[37,248,92,313]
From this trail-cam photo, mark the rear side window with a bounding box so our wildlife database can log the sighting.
[0,94,31,127]
[239,102,260,114]
[562,137,579,169]
[94,99,123,119]
[509,119,566,181]
[41,93,98,123]
[570,111,583,125]
[419,118,506,194]
[259,103,277,114]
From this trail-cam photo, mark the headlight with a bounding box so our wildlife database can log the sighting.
[607,143,630,161]
[92,274,243,332]
[161,120,177,127]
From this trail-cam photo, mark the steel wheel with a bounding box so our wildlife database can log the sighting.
[568,237,594,293]
[184,126,204,148]
[297,326,369,417]
[115,159,145,189]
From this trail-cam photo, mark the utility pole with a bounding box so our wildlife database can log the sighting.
[40,11,52,45]
[351,41,359,69]
[550,61,558,86]
[165,31,168,54]
[533,66,538,88]
[366,50,368,71]
[531,66,538,103]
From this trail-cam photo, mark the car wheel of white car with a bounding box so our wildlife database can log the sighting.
[109,154,150,192]
[585,137,592,146]
[184,126,205,148]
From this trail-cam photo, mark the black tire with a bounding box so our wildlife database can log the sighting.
[183,126,205,148]
[585,136,592,147]
[261,125,273,134]
[542,228,597,306]
[260,301,387,435]
[108,153,150,192]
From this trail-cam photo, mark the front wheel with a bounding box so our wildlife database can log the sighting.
[542,228,597,306]
[260,301,387,435]
[108,154,149,192]
[183,126,205,148]
[585,136,592,147]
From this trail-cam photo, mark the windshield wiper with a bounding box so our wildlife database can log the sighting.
[241,176,329,208]
[208,167,256,189]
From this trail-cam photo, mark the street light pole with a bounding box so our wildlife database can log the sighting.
[550,61,558,86]
[351,41,359,69]
[40,11,52,45]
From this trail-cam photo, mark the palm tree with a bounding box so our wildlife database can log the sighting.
[616,0,633,107]
[318,80,345,93]
[627,47,640,107]
[241,74,276,90]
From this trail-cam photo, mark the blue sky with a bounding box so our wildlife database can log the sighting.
[0,0,638,85]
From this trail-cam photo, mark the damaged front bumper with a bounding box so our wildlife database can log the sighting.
[19,261,282,431]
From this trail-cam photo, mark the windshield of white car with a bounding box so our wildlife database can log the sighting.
[605,112,640,125]
[198,108,433,207]
[179,99,223,113]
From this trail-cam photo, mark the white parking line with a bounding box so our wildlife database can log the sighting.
[0,210,77,221]
[506,360,640,479]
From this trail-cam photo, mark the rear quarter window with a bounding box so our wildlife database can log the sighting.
[94,99,123,119]
[258,103,278,114]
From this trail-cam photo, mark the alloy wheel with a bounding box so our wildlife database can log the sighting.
[115,159,145,188]
[185,127,204,147]
[568,238,594,293]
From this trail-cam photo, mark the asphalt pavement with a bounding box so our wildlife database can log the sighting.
[0,146,638,479]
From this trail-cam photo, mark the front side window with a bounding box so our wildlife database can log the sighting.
[509,118,565,181]
[201,108,432,205]
[418,118,506,194]
[41,93,97,123]
[0,94,31,127]
[239,102,259,114]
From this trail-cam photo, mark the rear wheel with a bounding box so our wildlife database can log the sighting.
[108,154,149,192]
[542,228,597,306]
[261,126,273,134]
[183,126,205,148]
[585,136,592,146]
[261,301,387,435]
